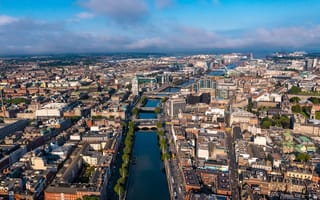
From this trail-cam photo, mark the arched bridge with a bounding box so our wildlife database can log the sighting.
[134,119,162,130]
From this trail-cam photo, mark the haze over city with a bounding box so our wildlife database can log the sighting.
[2,1,320,200]
[0,0,320,54]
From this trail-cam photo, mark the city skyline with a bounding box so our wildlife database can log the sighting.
[0,0,319,54]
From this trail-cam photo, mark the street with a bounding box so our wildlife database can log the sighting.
[226,126,240,200]
[165,124,186,200]
[163,102,186,200]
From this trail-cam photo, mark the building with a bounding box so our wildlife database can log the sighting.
[230,108,258,130]
[167,95,186,117]
[45,143,109,200]
[0,119,28,140]
[36,103,69,119]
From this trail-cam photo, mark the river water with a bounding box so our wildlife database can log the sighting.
[127,98,169,200]
[126,131,169,200]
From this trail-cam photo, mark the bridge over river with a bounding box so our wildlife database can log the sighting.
[133,118,162,130]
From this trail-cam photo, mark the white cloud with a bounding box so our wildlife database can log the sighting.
[0,16,319,54]
[126,37,167,49]
[0,15,17,26]
[76,12,95,19]
[125,25,320,51]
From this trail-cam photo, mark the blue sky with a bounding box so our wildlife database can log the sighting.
[0,0,319,54]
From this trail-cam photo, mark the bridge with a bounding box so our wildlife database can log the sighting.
[134,119,162,130]
[288,94,320,101]
[144,83,181,97]
[138,107,156,111]
[153,83,175,92]
[144,91,176,97]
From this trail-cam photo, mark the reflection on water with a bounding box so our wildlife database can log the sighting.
[161,87,181,93]
[138,111,157,119]
[143,99,160,108]
[126,132,169,200]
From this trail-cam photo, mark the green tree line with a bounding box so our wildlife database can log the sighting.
[114,121,135,199]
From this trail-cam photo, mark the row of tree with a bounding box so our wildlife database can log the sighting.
[289,86,320,96]
[261,115,291,129]
[3,97,30,105]
[290,96,320,105]
[114,121,135,199]
[291,104,312,118]
[132,107,139,116]
[140,96,147,105]
[156,122,170,160]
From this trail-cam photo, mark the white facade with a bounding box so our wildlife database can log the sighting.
[90,126,100,132]
[70,134,81,141]
[255,93,282,103]
[197,147,209,160]
[82,155,99,166]
[270,93,282,103]
[36,103,68,118]
[31,157,47,170]
[205,108,225,117]
[254,136,267,146]
[167,96,186,117]
[131,76,139,95]
[36,109,61,118]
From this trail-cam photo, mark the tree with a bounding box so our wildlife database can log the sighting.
[140,96,147,105]
[128,121,135,130]
[125,83,132,90]
[289,86,302,94]
[132,107,139,116]
[316,111,320,120]
[4,97,30,105]
[122,153,130,165]
[159,138,167,151]
[267,154,274,163]
[289,97,301,104]
[291,104,302,113]
[296,153,310,162]
[124,146,131,154]
[261,117,272,129]
[302,106,312,118]
[157,130,165,136]
[272,114,282,127]
[161,153,170,161]
[120,121,127,128]
[82,195,100,200]
[308,97,320,104]
[279,115,290,129]
[161,97,168,103]
[114,182,124,197]
[154,107,161,114]
[119,166,128,178]
[156,122,162,129]
[118,177,126,185]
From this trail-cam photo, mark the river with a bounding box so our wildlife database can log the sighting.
[126,131,169,200]
[126,98,169,200]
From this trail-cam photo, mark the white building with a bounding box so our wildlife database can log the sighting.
[36,103,68,118]
[167,95,186,117]
[197,144,209,160]
[254,93,282,103]
[254,136,267,146]
[131,76,139,95]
